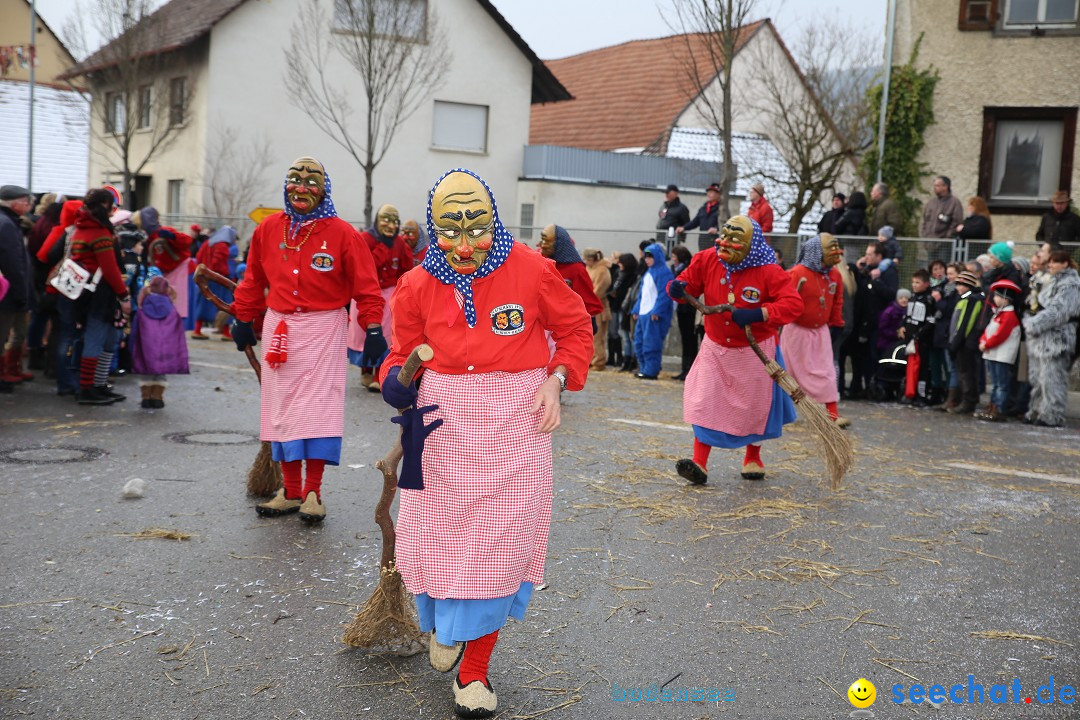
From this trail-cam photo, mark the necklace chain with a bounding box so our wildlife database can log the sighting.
[282,222,315,251]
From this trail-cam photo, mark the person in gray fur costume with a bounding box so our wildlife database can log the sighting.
[1022,249,1080,427]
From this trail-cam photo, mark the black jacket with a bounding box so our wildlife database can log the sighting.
[955,214,991,241]
[0,207,30,312]
[834,192,869,236]
[855,261,898,337]
[817,207,844,234]
[657,198,690,243]
[1035,208,1080,246]
[904,288,935,344]
[684,200,720,248]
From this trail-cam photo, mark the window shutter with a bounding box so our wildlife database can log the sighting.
[958,0,997,30]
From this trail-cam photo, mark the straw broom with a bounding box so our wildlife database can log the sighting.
[342,344,433,655]
[683,296,854,490]
[193,265,282,497]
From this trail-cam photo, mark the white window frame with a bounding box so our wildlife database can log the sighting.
[106,91,125,134]
[431,100,489,154]
[1002,0,1079,28]
[332,0,427,41]
[167,179,184,215]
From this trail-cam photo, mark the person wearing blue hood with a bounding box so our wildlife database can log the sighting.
[192,226,237,339]
[631,243,675,379]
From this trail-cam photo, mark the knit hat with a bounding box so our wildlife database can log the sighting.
[896,288,912,301]
[990,278,1021,302]
[955,270,980,289]
[878,225,895,242]
[989,241,1012,264]
[1012,256,1030,276]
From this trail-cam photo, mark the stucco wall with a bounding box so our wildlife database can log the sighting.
[201,0,533,227]
[894,0,1080,241]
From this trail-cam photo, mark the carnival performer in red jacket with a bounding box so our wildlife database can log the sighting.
[537,224,604,317]
[780,233,849,427]
[348,203,412,391]
[401,219,427,266]
[232,156,386,523]
[668,215,801,484]
[378,169,592,718]
[133,206,193,319]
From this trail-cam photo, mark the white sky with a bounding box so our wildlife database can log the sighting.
[32,0,887,61]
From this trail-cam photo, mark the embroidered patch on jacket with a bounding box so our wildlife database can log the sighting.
[491,303,526,336]
[828,281,838,295]
[741,286,762,303]
[311,253,334,272]
[391,257,400,270]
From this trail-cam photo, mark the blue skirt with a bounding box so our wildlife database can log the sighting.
[693,346,797,449]
[270,436,342,464]
[417,582,535,645]
[193,280,233,323]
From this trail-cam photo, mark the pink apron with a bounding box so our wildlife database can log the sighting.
[259,307,347,442]
[396,367,552,600]
[779,323,838,404]
[684,335,777,436]
[164,263,189,319]
[348,286,395,353]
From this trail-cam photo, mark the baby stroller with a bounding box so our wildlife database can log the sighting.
[870,341,908,401]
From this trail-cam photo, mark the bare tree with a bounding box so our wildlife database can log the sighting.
[668,0,760,220]
[283,0,451,226]
[62,0,195,208]
[745,17,877,231]
[201,126,275,219]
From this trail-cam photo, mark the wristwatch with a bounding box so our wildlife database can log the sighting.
[551,370,568,392]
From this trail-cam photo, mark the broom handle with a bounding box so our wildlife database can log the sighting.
[680,294,774,366]
[375,344,435,569]
[193,264,262,383]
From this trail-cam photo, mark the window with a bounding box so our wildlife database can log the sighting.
[167,179,184,215]
[333,0,426,41]
[1003,0,1078,27]
[169,77,186,127]
[105,92,125,134]
[432,101,488,153]
[137,85,152,129]
[519,203,534,240]
[978,107,1077,213]
[958,0,997,30]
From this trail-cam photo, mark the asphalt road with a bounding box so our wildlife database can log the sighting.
[1,338,1078,720]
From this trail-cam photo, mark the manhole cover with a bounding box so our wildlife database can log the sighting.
[0,445,107,464]
[164,430,259,446]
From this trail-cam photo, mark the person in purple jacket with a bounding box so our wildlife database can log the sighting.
[131,275,189,408]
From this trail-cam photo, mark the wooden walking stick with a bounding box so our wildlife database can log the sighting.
[343,344,433,655]
[683,295,854,490]
[193,264,282,497]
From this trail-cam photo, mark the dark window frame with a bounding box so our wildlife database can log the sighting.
[978,106,1077,215]
[169,77,187,127]
[137,84,152,130]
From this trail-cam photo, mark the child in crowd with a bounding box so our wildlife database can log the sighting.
[901,268,936,406]
[976,279,1022,422]
[131,275,189,408]
[947,270,985,415]
[932,262,964,410]
[874,226,903,273]
[929,259,947,290]
[876,288,910,357]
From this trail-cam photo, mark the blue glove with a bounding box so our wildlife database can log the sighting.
[233,320,256,351]
[668,280,687,299]
[157,228,176,241]
[381,366,418,409]
[360,326,388,367]
[390,405,443,490]
[731,308,765,328]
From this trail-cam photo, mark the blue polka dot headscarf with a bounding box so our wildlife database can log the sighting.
[552,225,584,265]
[421,168,515,328]
[797,235,829,275]
[717,217,776,273]
[282,163,338,238]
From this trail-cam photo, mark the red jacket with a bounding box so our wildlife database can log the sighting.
[196,238,230,277]
[378,243,593,391]
[555,261,604,316]
[413,244,428,266]
[233,213,384,325]
[748,198,774,234]
[69,209,129,299]
[788,265,843,329]
[36,199,82,264]
[672,251,800,347]
[149,227,192,273]
[362,231,413,289]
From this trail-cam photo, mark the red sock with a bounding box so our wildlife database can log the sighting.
[281,460,302,499]
[744,444,762,465]
[826,401,839,420]
[458,629,498,687]
[304,459,326,500]
[194,320,203,334]
[692,439,711,469]
[79,357,98,389]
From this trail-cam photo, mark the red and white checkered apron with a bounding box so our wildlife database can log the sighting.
[347,286,395,352]
[259,307,348,442]
[396,367,553,600]
[779,323,838,404]
[684,335,777,436]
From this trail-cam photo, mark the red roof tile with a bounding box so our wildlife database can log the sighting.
[530,22,764,152]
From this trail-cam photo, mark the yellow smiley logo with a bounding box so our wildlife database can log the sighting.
[847,678,876,708]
